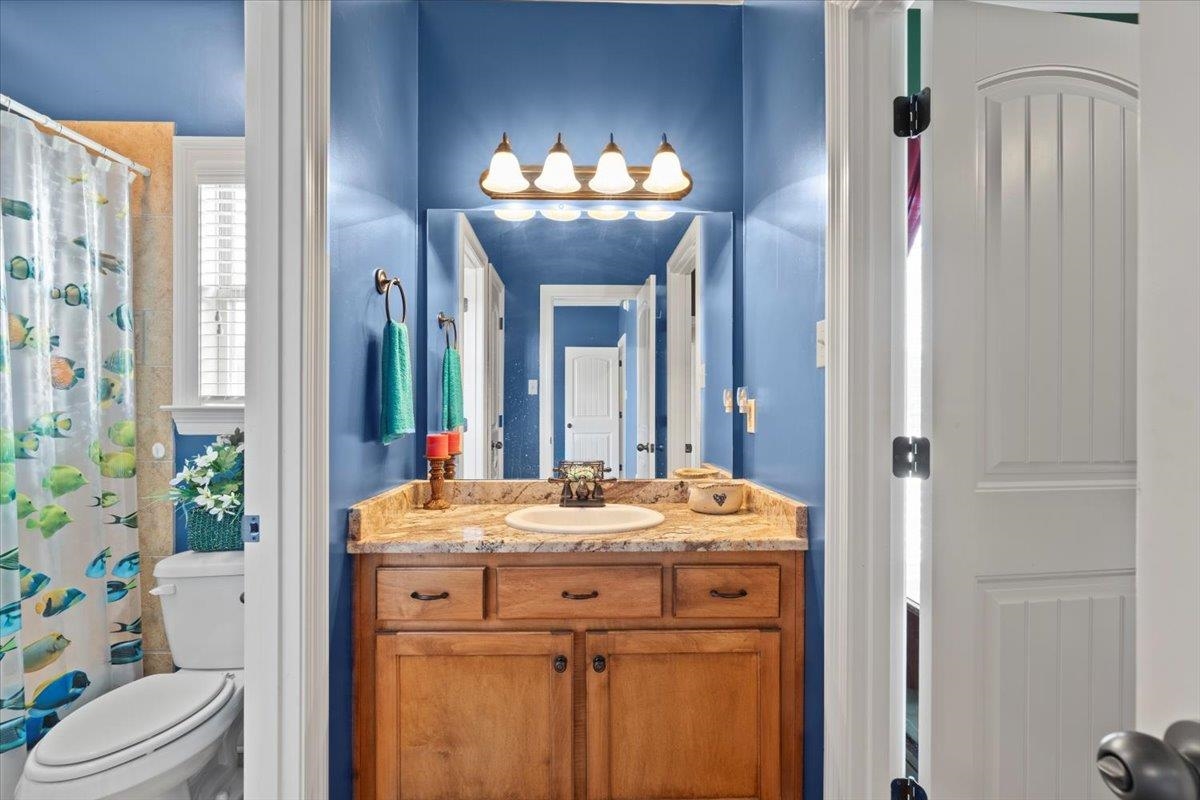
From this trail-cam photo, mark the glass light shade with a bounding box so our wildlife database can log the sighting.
[642,133,691,195]
[534,133,581,194]
[540,205,581,222]
[635,208,676,222]
[494,208,535,222]
[587,207,629,221]
[587,134,635,194]
[481,133,530,194]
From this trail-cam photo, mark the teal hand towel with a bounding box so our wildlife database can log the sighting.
[441,346,464,430]
[381,320,415,444]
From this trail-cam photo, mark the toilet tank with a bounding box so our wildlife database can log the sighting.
[152,550,244,669]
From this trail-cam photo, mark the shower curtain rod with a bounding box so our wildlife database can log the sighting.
[0,93,152,178]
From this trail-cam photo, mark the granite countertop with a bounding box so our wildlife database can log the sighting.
[348,479,807,554]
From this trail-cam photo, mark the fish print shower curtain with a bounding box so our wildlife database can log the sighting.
[0,111,141,791]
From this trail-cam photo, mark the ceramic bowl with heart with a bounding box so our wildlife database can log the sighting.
[687,482,746,515]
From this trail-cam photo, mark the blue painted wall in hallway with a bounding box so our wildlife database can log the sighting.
[742,3,827,798]
[329,1,421,797]
[0,0,244,137]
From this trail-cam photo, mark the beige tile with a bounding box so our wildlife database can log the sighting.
[143,652,175,675]
[139,556,169,654]
[132,216,173,310]
[138,504,175,557]
[63,121,174,215]
[135,306,173,369]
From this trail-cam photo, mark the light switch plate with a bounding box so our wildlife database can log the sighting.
[528,379,539,395]
[815,319,827,368]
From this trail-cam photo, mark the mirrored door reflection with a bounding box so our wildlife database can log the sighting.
[426,209,735,480]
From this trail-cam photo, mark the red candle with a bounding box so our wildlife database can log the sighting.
[446,430,462,454]
[426,433,449,459]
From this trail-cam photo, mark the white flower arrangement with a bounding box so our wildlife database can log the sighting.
[166,429,245,522]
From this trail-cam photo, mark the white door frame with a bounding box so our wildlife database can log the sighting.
[666,216,703,472]
[458,213,489,476]
[824,2,910,799]
[617,333,628,477]
[244,1,329,798]
[539,283,642,477]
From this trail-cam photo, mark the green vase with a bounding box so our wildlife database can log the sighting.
[186,508,243,552]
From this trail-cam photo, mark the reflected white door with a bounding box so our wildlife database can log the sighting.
[564,346,619,467]
[487,264,505,478]
[924,4,1137,796]
[617,334,628,478]
[635,275,656,478]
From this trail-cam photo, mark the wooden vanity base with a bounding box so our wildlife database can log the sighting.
[353,549,805,800]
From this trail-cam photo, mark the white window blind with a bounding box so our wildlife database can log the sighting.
[197,182,246,402]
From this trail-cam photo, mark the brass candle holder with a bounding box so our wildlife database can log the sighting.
[424,457,452,510]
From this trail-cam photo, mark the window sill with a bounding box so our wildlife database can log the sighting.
[163,404,245,436]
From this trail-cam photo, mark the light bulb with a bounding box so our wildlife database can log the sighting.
[494,208,535,222]
[642,133,691,195]
[634,208,676,222]
[480,133,529,194]
[540,205,581,222]
[534,133,581,194]
[587,207,629,221]
[587,133,635,194]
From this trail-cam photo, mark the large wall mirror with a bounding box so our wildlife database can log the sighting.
[425,209,735,480]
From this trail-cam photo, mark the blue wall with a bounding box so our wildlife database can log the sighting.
[742,3,827,798]
[552,306,622,464]
[0,0,244,137]
[417,0,743,213]
[329,1,421,797]
[700,214,736,474]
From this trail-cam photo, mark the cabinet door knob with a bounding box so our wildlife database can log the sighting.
[553,655,568,673]
[592,654,607,673]
[410,590,450,601]
[562,589,600,600]
[710,588,749,599]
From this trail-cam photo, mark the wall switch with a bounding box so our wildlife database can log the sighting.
[528,379,539,395]
[815,319,827,368]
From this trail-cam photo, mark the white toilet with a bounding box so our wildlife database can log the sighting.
[16,551,245,800]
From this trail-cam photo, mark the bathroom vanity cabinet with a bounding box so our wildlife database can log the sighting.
[353,550,804,800]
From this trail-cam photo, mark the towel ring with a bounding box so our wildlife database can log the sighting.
[438,312,458,349]
[374,268,406,324]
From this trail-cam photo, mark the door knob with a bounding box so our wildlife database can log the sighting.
[1097,720,1200,799]
[636,443,648,452]
[567,423,573,429]
[491,441,503,450]
[592,655,607,673]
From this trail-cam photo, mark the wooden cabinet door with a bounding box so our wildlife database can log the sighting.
[585,629,781,800]
[375,631,574,800]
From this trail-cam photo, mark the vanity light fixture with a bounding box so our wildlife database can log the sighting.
[493,208,536,222]
[634,208,676,222]
[479,132,692,201]
[480,133,530,194]
[586,207,629,221]
[643,133,691,195]
[534,133,581,194]
[587,134,636,195]
[540,204,581,222]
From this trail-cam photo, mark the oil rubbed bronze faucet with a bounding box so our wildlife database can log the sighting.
[550,460,615,507]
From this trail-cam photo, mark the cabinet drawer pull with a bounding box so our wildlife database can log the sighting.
[410,590,450,601]
[709,588,749,599]
[561,589,600,600]
[553,655,568,673]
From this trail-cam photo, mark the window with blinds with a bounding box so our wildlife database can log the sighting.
[197,182,247,402]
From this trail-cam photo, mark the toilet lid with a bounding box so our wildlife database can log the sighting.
[37,671,232,767]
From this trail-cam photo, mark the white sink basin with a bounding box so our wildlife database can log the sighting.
[504,504,666,535]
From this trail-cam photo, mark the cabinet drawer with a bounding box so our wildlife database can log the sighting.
[496,566,662,619]
[376,567,485,621]
[673,565,780,618]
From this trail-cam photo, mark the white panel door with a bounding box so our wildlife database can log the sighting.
[487,264,505,478]
[924,4,1137,797]
[564,346,620,468]
[635,276,656,478]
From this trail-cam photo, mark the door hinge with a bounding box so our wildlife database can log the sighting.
[498,317,504,330]
[891,778,928,800]
[618,411,624,419]
[462,297,469,313]
[892,436,931,479]
[684,443,693,454]
[893,87,931,138]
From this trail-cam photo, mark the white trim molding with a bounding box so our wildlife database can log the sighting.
[171,136,247,435]
[824,2,910,799]
[538,283,642,477]
[243,1,329,798]
[666,217,703,473]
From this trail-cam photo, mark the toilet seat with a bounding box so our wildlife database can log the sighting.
[27,671,238,783]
